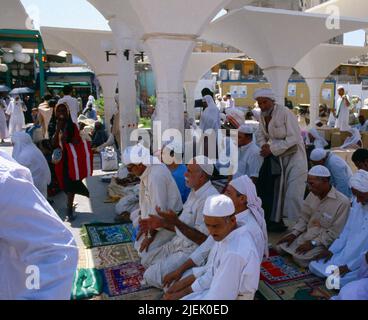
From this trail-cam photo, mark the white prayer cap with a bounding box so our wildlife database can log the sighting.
[337,85,345,91]
[253,88,275,101]
[310,148,328,162]
[190,155,214,176]
[350,170,368,193]
[239,124,257,135]
[203,195,235,218]
[122,144,151,166]
[308,165,331,178]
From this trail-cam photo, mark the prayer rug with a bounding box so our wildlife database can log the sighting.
[88,243,140,269]
[258,276,336,301]
[101,262,150,297]
[71,268,104,300]
[101,288,163,301]
[81,223,134,248]
[260,249,311,285]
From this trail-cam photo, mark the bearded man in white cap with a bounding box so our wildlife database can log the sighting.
[334,86,351,132]
[277,166,350,267]
[309,170,368,288]
[164,194,260,300]
[232,124,264,183]
[122,144,183,260]
[254,88,308,224]
[139,156,218,288]
[310,148,353,198]
[162,176,267,299]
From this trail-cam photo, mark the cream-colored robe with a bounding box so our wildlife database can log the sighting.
[256,104,308,222]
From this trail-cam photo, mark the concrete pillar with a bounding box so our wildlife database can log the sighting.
[306,78,325,128]
[109,19,139,153]
[96,73,118,134]
[262,66,293,106]
[184,80,197,120]
[145,37,195,135]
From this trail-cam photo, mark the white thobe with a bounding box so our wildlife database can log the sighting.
[135,164,183,261]
[189,210,266,279]
[335,95,351,132]
[234,142,264,180]
[6,101,26,136]
[38,102,53,139]
[200,106,221,132]
[12,133,51,198]
[0,98,8,140]
[331,254,368,300]
[58,95,80,124]
[309,199,368,288]
[183,226,261,300]
[256,104,308,221]
[0,154,78,300]
[143,181,218,288]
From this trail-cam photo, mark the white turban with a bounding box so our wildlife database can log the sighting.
[337,85,345,91]
[191,155,214,176]
[309,165,331,178]
[225,108,245,126]
[253,88,275,101]
[230,175,269,258]
[310,148,328,162]
[122,144,151,166]
[239,124,257,135]
[203,195,235,217]
[350,170,368,193]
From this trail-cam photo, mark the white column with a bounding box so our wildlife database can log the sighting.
[97,74,118,134]
[262,67,293,106]
[184,81,197,120]
[145,37,195,135]
[306,78,325,128]
[109,19,139,153]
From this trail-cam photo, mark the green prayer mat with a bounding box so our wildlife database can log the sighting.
[71,268,103,300]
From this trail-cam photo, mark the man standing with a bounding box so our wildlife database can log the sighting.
[58,85,80,124]
[277,166,350,267]
[309,170,368,288]
[176,195,261,300]
[139,156,218,288]
[255,88,308,223]
[335,86,351,132]
[199,95,221,133]
[310,148,353,198]
[0,152,78,299]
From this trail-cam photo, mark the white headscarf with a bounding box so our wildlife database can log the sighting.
[341,128,362,149]
[230,175,269,258]
[200,95,220,132]
[306,128,328,149]
[350,170,368,193]
[11,132,51,197]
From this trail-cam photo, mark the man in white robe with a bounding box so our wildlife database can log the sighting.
[0,95,8,142]
[122,145,183,262]
[309,170,368,288]
[255,88,308,222]
[199,95,220,133]
[58,85,80,124]
[163,176,267,299]
[0,152,78,300]
[331,252,368,300]
[6,96,27,136]
[11,132,51,198]
[232,124,263,183]
[176,195,260,300]
[334,86,351,132]
[139,156,218,288]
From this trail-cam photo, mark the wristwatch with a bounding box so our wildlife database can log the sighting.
[311,240,318,247]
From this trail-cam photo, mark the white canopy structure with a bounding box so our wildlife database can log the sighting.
[202,6,368,105]
[0,0,33,29]
[184,52,243,118]
[295,44,367,126]
[40,27,118,131]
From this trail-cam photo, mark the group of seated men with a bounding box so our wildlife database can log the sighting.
[120,139,368,300]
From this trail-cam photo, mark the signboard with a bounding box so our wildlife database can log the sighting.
[288,84,297,97]
[322,88,332,100]
[230,85,247,98]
